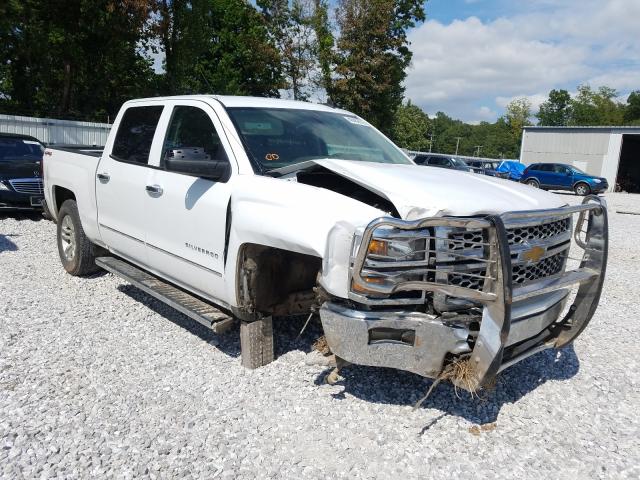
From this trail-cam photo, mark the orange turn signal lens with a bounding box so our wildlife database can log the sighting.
[368,239,388,256]
[351,276,385,293]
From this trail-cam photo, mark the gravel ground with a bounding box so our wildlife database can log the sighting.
[1,193,639,479]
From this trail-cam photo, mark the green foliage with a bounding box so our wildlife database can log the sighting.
[258,0,319,101]
[429,113,520,159]
[159,0,283,97]
[624,91,640,124]
[330,0,426,135]
[310,0,334,96]
[0,0,156,121]
[505,98,532,138]
[568,85,625,126]
[536,89,572,126]
[390,101,431,151]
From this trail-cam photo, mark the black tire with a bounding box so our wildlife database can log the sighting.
[525,178,540,188]
[57,199,100,276]
[574,182,591,196]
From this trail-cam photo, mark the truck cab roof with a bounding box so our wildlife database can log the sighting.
[126,95,350,114]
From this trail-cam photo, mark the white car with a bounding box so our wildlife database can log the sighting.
[43,95,608,392]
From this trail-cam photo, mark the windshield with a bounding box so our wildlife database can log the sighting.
[226,107,412,172]
[569,166,586,174]
[0,138,44,161]
[451,157,468,168]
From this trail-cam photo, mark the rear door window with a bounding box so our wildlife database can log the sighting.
[538,164,554,172]
[112,106,164,164]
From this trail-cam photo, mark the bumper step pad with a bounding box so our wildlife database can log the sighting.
[95,256,235,334]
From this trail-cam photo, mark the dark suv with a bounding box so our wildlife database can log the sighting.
[521,162,608,195]
[466,159,502,177]
[0,133,45,210]
[413,154,472,172]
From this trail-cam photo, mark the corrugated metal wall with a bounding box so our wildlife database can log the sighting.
[520,127,640,190]
[520,130,610,175]
[0,114,111,146]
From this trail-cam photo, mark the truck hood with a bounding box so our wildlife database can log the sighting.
[300,159,567,219]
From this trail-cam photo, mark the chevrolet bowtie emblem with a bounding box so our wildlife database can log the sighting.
[522,245,545,263]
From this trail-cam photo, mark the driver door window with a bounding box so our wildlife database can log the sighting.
[163,106,228,167]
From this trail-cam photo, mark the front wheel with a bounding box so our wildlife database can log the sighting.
[525,179,540,188]
[574,183,591,196]
[57,200,100,276]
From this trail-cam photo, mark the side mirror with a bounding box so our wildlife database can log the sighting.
[165,157,231,182]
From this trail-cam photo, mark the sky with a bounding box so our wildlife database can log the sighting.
[405,0,640,123]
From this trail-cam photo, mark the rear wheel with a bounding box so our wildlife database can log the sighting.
[57,200,100,276]
[526,178,540,188]
[574,182,590,196]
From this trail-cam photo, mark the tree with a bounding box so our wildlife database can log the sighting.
[310,0,334,97]
[258,0,318,101]
[330,0,426,134]
[0,0,156,121]
[505,98,532,135]
[624,90,640,124]
[504,97,532,148]
[536,89,572,126]
[569,85,625,126]
[157,0,283,97]
[390,101,431,150]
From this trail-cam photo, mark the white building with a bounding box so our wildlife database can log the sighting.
[520,126,640,192]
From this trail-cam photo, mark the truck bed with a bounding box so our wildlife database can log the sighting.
[43,146,101,240]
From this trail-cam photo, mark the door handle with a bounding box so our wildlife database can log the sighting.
[97,172,110,182]
[145,184,163,196]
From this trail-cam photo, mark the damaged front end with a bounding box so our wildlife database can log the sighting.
[320,196,608,391]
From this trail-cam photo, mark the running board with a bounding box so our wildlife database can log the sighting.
[95,256,235,334]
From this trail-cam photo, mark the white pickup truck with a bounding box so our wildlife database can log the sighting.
[43,95,608,391]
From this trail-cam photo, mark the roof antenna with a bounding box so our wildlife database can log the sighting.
[196,65,213,94]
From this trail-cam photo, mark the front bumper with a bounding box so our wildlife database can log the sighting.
[320,196,608,390]
[0,190,43,210]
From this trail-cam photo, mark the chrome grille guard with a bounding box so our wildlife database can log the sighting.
[349,196,608,390]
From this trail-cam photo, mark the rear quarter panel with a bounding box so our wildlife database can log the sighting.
[44,149,101,242]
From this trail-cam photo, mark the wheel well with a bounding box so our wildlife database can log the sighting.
[236,244,322,317]
[573,181,590,190]
[53,186,76,214]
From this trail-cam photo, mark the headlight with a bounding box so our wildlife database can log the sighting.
[0,181,10,191]
[365,231,428,263]
[592,179,602,184]
[351,228,431,295]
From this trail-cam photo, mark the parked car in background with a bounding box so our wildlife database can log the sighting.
[496,160,525,181]
[413,153,472,172]
[0,133,45,211]
[521,163,608,195]
[466,159,501,177]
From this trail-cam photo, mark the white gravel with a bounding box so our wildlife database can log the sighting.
[1,193,639,479]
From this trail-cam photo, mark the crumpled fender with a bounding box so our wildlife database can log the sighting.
[222,175,383,305]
